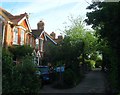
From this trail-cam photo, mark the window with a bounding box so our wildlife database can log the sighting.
[40,39,43,51]
[13,27,18,44]
[35,39,39,49]
[30,37,32,47]
[21,29,24,45]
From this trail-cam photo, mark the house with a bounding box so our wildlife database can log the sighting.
[50,32,63,43]
[0,7,35,48]
[0,7,58,65]
[32,21,57,65]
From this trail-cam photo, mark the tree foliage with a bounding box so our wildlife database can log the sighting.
[8,45,33,59]
[64,16,99,59]
[85,1,120,90]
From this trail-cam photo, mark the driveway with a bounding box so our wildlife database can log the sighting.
[39,68,106,94]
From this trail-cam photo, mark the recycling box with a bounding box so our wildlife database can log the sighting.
[56,66,65,72]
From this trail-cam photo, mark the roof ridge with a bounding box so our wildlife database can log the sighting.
[13,12,27,17]
[0,7,13,17]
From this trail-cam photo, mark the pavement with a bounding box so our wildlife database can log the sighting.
[39,68,106,94]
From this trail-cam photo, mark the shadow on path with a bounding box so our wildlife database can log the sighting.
[40,68,106,94]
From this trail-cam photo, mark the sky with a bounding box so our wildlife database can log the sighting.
[0,0,93,37]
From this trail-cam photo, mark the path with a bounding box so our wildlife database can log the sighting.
[40,68,106,93]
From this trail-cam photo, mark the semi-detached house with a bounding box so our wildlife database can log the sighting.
[0,7,58,66]
[0,7,35,48]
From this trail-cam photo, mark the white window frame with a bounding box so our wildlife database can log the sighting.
[26,35,29,45]
[13,27,18,45]
[35,39,39,49]
[20,29,24,45]
[30,37,32,47]
[40,38,44,52]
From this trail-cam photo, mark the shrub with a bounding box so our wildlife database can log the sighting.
[95,59,102,68]
[2,49,14,93]
[85,60,91,70]
[10,55,42,93]
[90,60,95,69]
[63,68,75,87]
[8,45,33,59]
[2,49,42,93]
[85,60,95,70]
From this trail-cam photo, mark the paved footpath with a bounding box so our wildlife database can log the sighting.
[40,68,106,93]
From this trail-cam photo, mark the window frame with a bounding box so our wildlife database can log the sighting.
[20,29,25,45]
[13,27,18,45]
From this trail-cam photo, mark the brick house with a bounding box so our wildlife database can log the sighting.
[32,21,57,65]
[0,7,35,48]
[0,7,58,66]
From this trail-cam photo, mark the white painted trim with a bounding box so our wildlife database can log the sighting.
[18,16,26,25]
[37,50,41,57]
[16,26,26,31]
[40,38,44,40]
[18,16,32,32]
[33,49,37,55]
[44,32,47,41]
[20,29,25,45]
[8,21,13,24]
[25,17,32,32]
[39,30,44,38]
[13,27,18,45]
[46,34,57,45]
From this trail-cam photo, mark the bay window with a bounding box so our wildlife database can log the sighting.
[21,29,24,45]
[13,27,18,44]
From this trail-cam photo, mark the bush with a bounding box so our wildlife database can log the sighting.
[90,60,95,69]
[63,68,75,87]
[95,59,102,68]
[10,55,42,93]
[8,45,33,59]
[2,49,14,93]
[85,60,95,70]
[2,49,42,93]
[85,60,91,70]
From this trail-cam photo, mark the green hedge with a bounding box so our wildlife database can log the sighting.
[2,49,42,93]
[63,68,75,87]
[8,45,33,59]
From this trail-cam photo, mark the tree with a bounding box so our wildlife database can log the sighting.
[64,16,99,61]
[85,1,120,90]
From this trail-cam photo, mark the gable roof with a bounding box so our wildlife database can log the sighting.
[9,13,26,24]
[32,29,42,38]
[0,7,26,24]
[0,7,11,21]
[0,7,32,32]
[44,32,57,45]
[31,29,57,45]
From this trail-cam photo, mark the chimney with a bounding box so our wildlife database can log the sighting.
[58,35,63,39]
[50,32,56,39]
[37,20,44,31]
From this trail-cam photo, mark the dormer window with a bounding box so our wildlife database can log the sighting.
[13,27,18,44]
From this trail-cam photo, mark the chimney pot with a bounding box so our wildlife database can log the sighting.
[50,32,56,39]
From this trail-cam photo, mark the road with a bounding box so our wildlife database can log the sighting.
[39,68,106,94]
